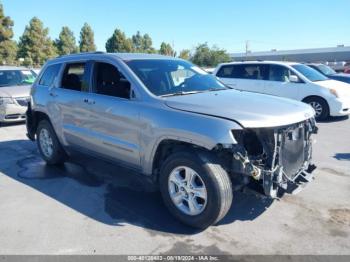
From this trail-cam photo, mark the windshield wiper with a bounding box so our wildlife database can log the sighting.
[160,91,204,97]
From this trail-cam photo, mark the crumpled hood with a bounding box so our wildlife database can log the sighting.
[0,85,31,98]
[164,89,315,128]
[316,79,350,97]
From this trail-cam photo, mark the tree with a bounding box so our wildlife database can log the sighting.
[159,42,175,56]
[79,23,96,52]
[131,31,155,53]
[178,49,190,60]
[191,43,231,67]
[0,3,17,65]
[55,26,78,55]
[105,28,133,53]
[17,17,57,67]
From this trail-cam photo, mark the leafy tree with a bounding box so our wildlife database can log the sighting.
[17,17,57,67]
[79,23,96,52]
[159,42,175,56]
[131,31,155,53]
[178,49,191,60]
[191,43,231,67]
[105,28,133,53]
[0,3,17,65]
[55,26,78,55]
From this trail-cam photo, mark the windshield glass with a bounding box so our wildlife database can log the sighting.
[292,64,329,82]
[0,70,36,87]
[317,64,336,75]
[125,59,228,96]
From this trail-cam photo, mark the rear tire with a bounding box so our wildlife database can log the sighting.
[304,97,329,121]
[36,120,66,165]
[159,150,233,229]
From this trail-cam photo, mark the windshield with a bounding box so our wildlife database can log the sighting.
[125,59,228,96]
[292,64,329,82]
[0,70,36,87]
[317,64,336,75]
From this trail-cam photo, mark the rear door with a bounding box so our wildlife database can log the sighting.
[50,61,96,150]
[264,64,301,100]
[217,64,268,94]
[82,61,141,169]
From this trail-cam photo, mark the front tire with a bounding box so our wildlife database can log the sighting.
[37,120,66,165]
[159,150,233,229]
[304,97,329,121]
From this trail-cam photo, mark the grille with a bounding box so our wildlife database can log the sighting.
[15,97,30,107]
[280,125,305,179]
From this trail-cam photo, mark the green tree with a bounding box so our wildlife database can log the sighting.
[79,23,96,52]
[131,31,155,53]
[0,3,17,65]
[159,42,175,56]
[17,17,57,67]
[178,49,191,60]
[191,43,231,67]
[55,26,78,55]
[105,28,133,53]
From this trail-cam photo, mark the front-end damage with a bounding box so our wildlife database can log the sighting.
[220,118,318,198]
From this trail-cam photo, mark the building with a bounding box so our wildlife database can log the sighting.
[230,46,350,63]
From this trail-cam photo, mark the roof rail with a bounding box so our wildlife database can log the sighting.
[58,51,105,58]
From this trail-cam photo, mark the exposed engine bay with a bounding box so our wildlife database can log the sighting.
[219,118,318,198]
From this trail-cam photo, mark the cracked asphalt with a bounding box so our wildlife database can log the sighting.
[0,117,349,255]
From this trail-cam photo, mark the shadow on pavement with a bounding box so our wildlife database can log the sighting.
[318,115,349,123]
[0,139,272,234]
[334,153,350,161]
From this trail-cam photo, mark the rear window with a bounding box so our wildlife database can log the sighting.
[39,64,61,87]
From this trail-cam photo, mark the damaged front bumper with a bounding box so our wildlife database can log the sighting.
[230,118,318,198]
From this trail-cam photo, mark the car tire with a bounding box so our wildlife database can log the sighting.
[159,150,233,229]
[304,97,329,121]
[36,120,66,165]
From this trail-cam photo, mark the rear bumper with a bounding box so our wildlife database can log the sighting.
[0,104,27,123]
[329,97,350,116]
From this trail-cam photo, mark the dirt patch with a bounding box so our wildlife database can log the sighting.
[329,208,350,226]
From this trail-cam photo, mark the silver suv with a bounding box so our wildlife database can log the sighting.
[26,52,318,228]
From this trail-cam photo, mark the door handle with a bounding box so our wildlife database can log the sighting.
[84,98,95,105]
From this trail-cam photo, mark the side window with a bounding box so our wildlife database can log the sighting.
[61,63,88,92]
[268,65,293,82]
[39,64,61,87]
[235,64,268,80]
[216,65,234,78]
[93,62,131,99]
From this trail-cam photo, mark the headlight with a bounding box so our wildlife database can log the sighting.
[329,88,339,98]
[0,97,15,106]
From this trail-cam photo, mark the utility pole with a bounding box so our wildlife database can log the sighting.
[245,40,250,58]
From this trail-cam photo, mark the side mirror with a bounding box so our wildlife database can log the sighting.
[289,75,300,83]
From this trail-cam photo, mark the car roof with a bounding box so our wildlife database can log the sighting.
[218,61,300,67]
[48,52,179,64]
[0,66,30,71]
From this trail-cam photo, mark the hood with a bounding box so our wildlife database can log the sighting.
[0,85,31,98]
[328,74,350,84]
[316,79,350,97]
[164,89,315,128]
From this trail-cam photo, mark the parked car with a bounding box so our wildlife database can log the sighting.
[0,66,36,124]
[307,63,350,84]
[26,53,317,228]
[344,62,350,74]
[214,61,350,121]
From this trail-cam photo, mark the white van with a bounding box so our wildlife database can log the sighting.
[214,61,350,120]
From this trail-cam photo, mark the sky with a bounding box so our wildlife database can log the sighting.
[2,0,350,54]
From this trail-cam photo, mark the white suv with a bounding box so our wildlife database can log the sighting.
[214,61,350,120]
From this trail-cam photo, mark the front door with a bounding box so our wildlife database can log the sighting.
[84,61,141,169]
